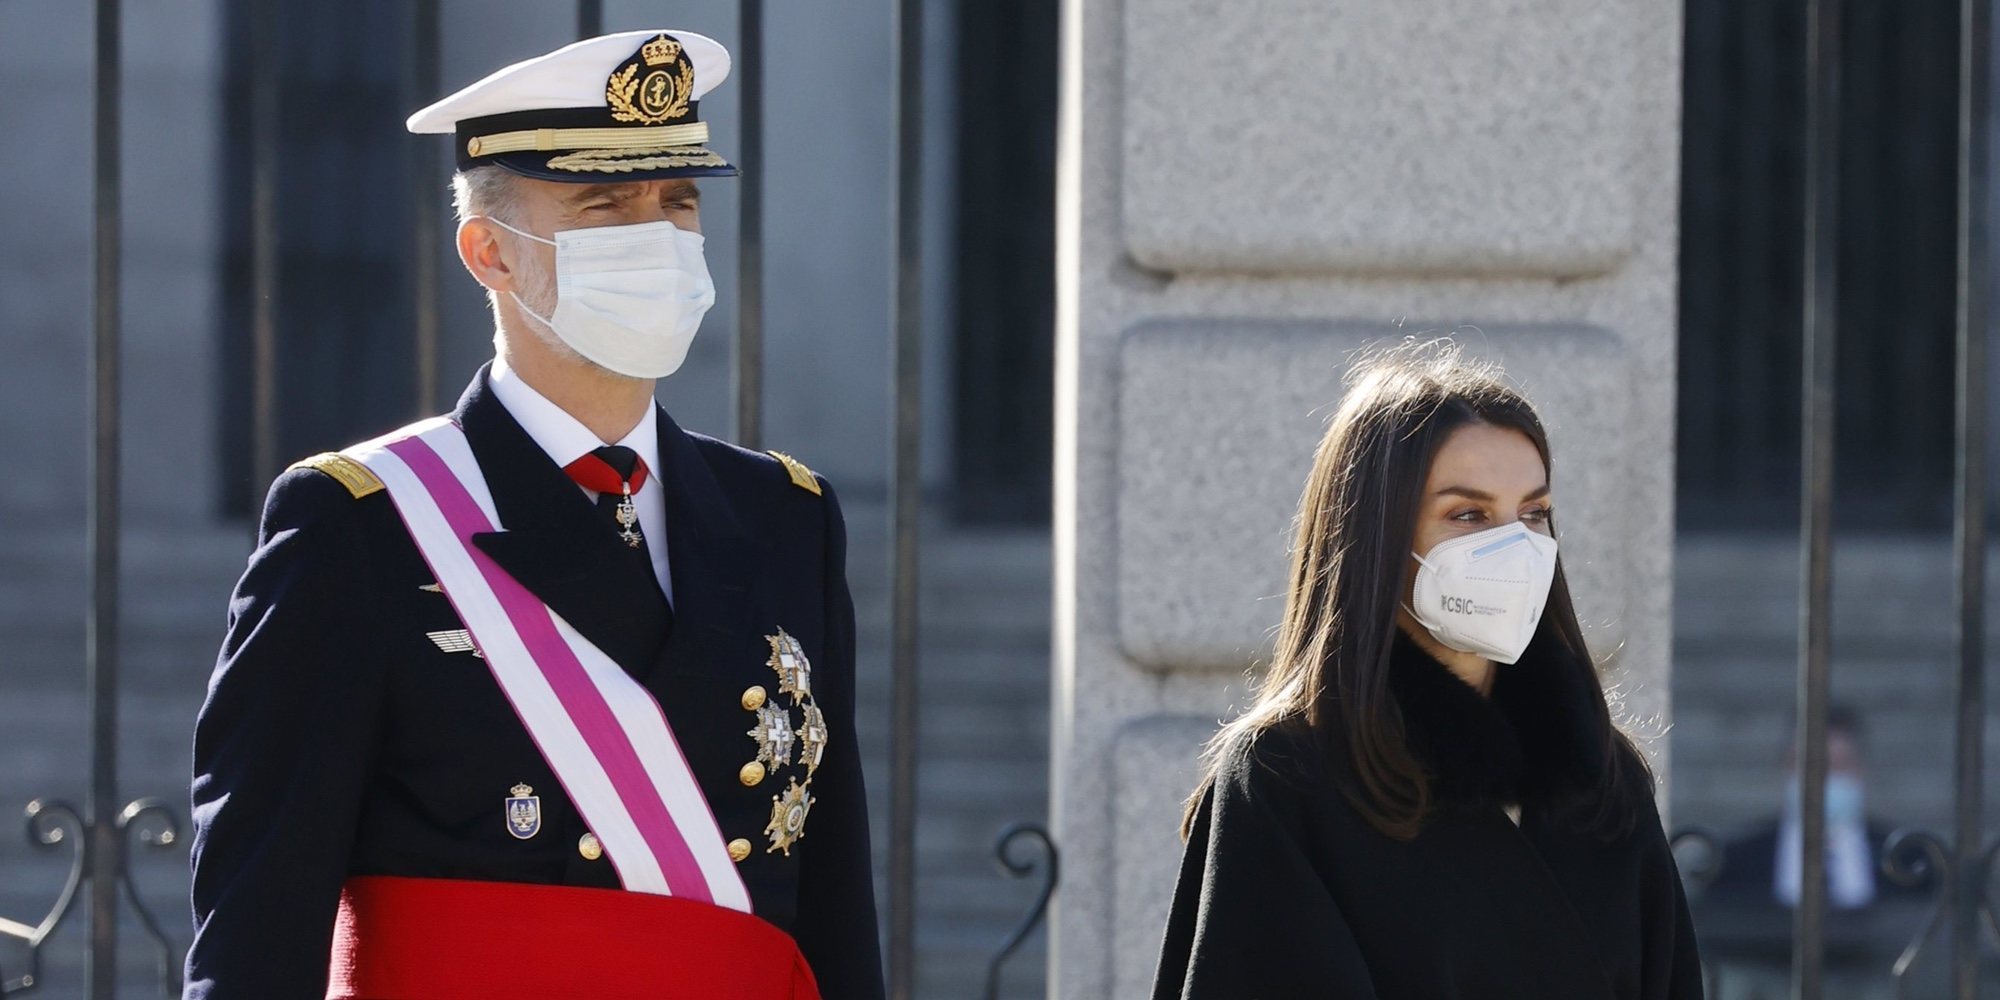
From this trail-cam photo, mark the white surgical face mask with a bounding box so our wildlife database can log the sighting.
[1407,522,1559,665]
[1788,773,1866,828]
[483,216,715,379]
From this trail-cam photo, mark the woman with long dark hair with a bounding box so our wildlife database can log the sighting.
[1152,341,1703,999]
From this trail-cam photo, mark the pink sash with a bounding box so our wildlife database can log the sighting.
[345,417,750,911]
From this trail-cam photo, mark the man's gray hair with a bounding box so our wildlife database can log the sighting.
[451,165,530,323]
[451,165,524,225]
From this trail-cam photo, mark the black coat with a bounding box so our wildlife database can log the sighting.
[1153,632,1704,999]
[186,367,884,999]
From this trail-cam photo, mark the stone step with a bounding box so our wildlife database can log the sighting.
[1669,656,1969,702]
[1669,533,2000,845]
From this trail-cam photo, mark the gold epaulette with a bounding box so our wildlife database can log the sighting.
[766,451,823,496]
[286,453,384,499]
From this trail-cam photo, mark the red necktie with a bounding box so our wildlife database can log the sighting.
[563,446,651,548]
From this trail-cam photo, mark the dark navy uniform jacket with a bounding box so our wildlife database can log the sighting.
[186,367,884,999]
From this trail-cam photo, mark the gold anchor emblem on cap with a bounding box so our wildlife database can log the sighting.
[607,34,693,125]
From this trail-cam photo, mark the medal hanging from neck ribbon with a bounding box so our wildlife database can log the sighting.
[563,447,652,549]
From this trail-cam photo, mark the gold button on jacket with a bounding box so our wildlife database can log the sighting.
[578,832,603,861]
[728,838,753,863]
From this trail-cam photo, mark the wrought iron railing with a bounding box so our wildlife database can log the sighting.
[0,1,185,994]
[5,0,1984,997]
[983,823,1059,1000]
[1778,0,1993,994]
[0,800,181,997]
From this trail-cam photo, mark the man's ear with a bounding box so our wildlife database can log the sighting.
[458,218,512,294]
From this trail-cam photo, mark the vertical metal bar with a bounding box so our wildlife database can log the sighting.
[249,0,279,516]
[733,0,765,449]
[86,0,122,994]
[409,0,441,416]
[577,0,602,40]
[887,0,926,995]
[1794,0,1842,995]
[1949,0,1990,992]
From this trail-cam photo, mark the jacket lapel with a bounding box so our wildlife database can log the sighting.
[451,366,673,677]
[648,408,763,682]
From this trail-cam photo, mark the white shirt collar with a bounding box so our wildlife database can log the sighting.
[488,359,661,483]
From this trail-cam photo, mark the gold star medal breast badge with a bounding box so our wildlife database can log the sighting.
[764,777,814,856]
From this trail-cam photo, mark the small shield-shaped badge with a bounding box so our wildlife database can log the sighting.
[505,783,541,840]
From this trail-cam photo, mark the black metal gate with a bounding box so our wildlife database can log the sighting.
[10,0,1992,996]
[1672,0,1997,995]
[1679,0,1969,533]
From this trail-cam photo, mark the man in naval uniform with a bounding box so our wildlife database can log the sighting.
[185,31,883,999]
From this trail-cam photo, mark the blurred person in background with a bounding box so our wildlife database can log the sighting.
[1698,705,1932,1000]
[1711,705,1910,911]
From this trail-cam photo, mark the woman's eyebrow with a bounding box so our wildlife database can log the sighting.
[1434,484,1551,501]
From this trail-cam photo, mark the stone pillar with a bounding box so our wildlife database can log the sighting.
[1050,0,1685,995]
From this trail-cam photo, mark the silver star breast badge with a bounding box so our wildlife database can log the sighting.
[747,703,795,768]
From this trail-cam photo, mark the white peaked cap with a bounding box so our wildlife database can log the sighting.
[405,30,737,181]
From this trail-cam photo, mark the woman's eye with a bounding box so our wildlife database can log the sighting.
[1522,506,1552,522]
[1450,509,1486,523]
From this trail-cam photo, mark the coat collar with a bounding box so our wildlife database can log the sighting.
[648,401,761,681]
[453,365,672,677]
[487,358,663,482]
[1388,626,1609,812]
[450,364,762,682]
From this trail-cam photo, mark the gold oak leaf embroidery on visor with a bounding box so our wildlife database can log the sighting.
[545,145,730,173]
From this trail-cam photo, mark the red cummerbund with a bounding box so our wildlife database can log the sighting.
[327,875,822,1000]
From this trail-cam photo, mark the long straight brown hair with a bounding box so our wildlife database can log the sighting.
[1185,339,1642,841]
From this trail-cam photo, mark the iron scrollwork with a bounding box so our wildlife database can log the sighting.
[1877,827,2000,998]
[0,798,185,997]
[1670,825,1727,890]
[116,798,185,998]
[982,822,1058,1000]
[0,800,85,995]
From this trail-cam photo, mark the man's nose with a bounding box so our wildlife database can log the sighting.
[618,184,672,224]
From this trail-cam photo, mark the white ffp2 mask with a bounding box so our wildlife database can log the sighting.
[1408,522,1559,665]
[485,216,715,379]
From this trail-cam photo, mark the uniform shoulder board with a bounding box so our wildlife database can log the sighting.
[286,452,385,500]
[766,451,823,496]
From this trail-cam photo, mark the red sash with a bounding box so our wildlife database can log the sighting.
[327,876,822,999]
